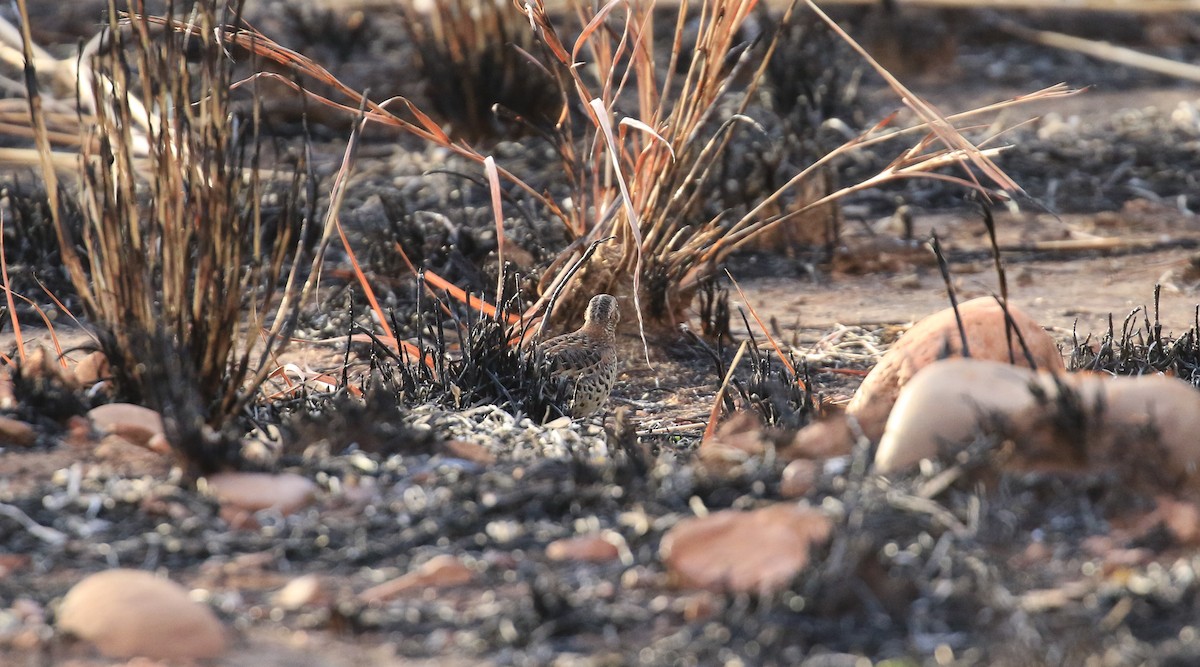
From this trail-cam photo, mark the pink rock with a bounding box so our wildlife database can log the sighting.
[846,297,1063,442]
[0,415,35,446]
[779,459,820,499]
[205,472,317,515]
[358,554,474,604]
[72,351,110,387]
[546,534,620,563]
[57,569,226,660]
[87,403,167,451]
[660,504,833,595]
[782,416,853,461]
[438,439,497,465]
[873,358,1049,474]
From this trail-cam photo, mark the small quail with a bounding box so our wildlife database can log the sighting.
[541,294,620,418]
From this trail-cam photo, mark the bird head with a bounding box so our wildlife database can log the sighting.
[584,294,620,333]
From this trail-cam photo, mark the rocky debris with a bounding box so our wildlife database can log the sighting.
[782,414,855,461]
[0,597,48,652]
[779,459,821,499]
[71,351,110,388]
[660,503,833,595]
[273,574,333,611]
[696,410,769,475]
[56,569,226,660]
[437,439,497,466]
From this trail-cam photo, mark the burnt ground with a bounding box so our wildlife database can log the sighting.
[2,1,1200,665]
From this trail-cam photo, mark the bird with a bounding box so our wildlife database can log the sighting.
[540,294,621,418]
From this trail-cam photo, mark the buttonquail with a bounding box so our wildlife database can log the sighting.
[541,294,620,418]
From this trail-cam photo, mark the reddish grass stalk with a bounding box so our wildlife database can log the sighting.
[703,339,749,442]
[0,212,26,365]
[726,271,804,391]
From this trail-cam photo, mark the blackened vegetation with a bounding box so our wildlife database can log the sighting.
[697,307,816,433]
[398,0,563,142]
[1070,287,1200,386]
[10,350,86,431]
[712,13,864,218]
[696,277,733,347]
[278,2,374,62]
[47,0,315,477]
[372,296,571,422]
[732,331,817,432]
[278,387,439,461]
[763,14,865,158]
[379,191,494,292]
[0,182,84,310]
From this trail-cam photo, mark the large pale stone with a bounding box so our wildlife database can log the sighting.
[57,569,225,660]
[874,358,1048,474]
[847,297,1063,442]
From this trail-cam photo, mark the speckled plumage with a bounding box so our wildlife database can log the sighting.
[541,294,620,417]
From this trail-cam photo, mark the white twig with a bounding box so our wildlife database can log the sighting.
[0,502,67,545]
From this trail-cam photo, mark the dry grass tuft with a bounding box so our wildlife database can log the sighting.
[18,0,317,471]
[516,0,1076,341]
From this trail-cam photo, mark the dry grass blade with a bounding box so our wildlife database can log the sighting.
[0,211,26,365]
[590,98,650,361]
[726,270,804,391]
[803,0,1019,196]
[485,156,506,306]
[991,14,1200,83]
[703,339,749,442]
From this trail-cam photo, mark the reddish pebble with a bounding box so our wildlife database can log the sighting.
[358,554,474,604]
[205,472,317,515]
[438,439,497,466]
[779,459,820,499]
[87,403,166,451]
[660,503,833,595]
[546,534,620,563]
[0,415,35,447]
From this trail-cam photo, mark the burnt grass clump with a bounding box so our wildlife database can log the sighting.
[1070,287,1200,386]
[332,293,573,423]
[0,181,84,313]
[734,337,817,433]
